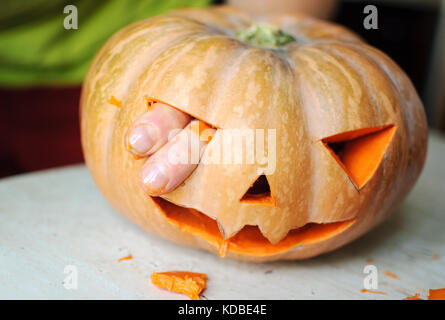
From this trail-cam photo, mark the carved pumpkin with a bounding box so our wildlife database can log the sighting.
[80,6,427,262]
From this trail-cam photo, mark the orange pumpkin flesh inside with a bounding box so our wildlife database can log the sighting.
[153,197,357,257]
[151,271,207,300]
[322,125,398,190]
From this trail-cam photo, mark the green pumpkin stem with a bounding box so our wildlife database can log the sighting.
[236,24,296,48]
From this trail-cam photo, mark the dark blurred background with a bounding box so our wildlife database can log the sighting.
[0,0,443,178]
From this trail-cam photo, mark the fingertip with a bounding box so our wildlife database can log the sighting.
[139,162,170,195]
[127,124,158,155]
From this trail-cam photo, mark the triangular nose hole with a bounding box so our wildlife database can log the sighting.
[240,175,276,206]
[322,124,397,190]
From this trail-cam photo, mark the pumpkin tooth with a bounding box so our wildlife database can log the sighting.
[216,219,226,239]
[218,239,229,257]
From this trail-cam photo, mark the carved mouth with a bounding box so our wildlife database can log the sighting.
[152,197,357,257]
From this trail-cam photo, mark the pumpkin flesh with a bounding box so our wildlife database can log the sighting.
[153,197,357,257]
[151,271,207,300]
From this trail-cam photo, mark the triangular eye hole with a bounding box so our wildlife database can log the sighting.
[240,175,276,206]
[321,124,397,190]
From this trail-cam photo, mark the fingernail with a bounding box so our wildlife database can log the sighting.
[142,163,169,192]
[128,125,157,153]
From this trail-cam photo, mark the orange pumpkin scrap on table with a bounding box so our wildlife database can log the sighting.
[151,271,207,300]
[81,6,427,262]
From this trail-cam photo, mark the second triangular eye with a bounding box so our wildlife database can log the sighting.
[240,175,276,205]
[322,124,396,190]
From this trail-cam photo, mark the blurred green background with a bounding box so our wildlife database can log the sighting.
[0,0,210,86]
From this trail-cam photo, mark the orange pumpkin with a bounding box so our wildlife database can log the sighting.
[80,6,428,262]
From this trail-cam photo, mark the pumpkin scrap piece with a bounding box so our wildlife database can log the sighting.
[117,255,132,262]
[360,288,387,296]
[428,288,445,300]
[108,95,122,107]
[403,293,423,300]
[151,271,207,300]
[383,271,400,280]
[402,288,445,300]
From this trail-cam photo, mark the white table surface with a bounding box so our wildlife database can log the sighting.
[1,132,444,300]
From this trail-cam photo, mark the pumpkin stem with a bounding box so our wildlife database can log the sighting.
[236,24,296,48]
